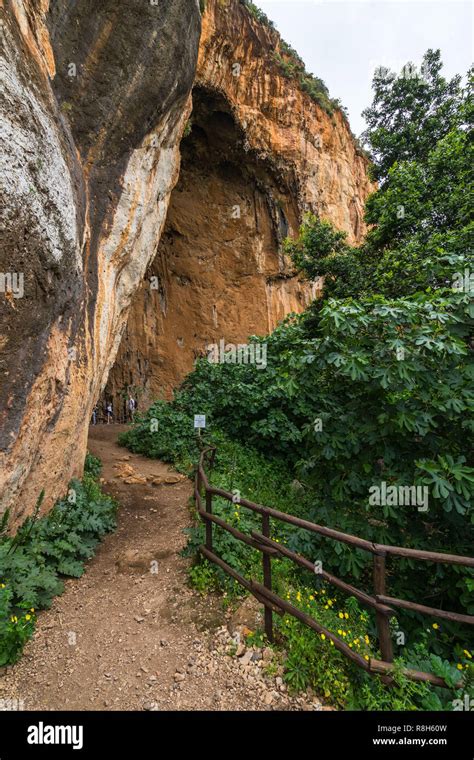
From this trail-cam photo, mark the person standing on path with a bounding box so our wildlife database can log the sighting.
[128,396,136,423]
[106,401,113,424]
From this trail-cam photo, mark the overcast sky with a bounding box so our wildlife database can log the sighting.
[256,0,473,136]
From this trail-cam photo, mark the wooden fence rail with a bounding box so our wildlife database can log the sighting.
[195,446,474,689]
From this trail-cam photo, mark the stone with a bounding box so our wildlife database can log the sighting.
[114,463,135,477]
[149,474,185,486]
[228,597,263,635]
[239,650,254,667]
[124,476,148,486]
[116,550,158,574]
[262,647,274,662]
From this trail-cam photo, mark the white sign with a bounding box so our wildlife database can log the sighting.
[194,415,206,429]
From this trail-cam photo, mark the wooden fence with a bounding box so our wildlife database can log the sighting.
[195,446,474,688]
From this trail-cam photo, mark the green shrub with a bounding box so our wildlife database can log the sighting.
[189,559,219,594]
[84,451,102,479]
[240,0,275,28]
[118,401,202,473]
[240,0,346,117]
[0,584,35,667]
[0,458,117,665]
[271,52,337,115]
[277,585,472,710]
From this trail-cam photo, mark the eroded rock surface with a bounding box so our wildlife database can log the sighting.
[0,0,201,525]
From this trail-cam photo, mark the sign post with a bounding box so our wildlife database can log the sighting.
[194,414,206,442]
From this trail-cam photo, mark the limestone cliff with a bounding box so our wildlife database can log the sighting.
[105,0,374,414]
[1,0,374,526]
[0,0,201,525]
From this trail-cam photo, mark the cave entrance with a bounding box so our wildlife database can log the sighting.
[102,86,312,422]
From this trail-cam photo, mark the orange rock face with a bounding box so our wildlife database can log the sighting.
[1,0,374,526]
[105,0,375,415]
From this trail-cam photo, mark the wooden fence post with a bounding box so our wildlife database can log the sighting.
[373,552,393,665]
[262,513,273,642]
[205,489,213,552]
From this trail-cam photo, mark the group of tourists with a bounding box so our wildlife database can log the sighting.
[91,395,137,425]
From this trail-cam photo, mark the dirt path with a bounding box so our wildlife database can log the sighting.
[1,426,324,711]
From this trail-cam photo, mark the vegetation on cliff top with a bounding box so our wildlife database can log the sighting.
[236,0,343,116]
